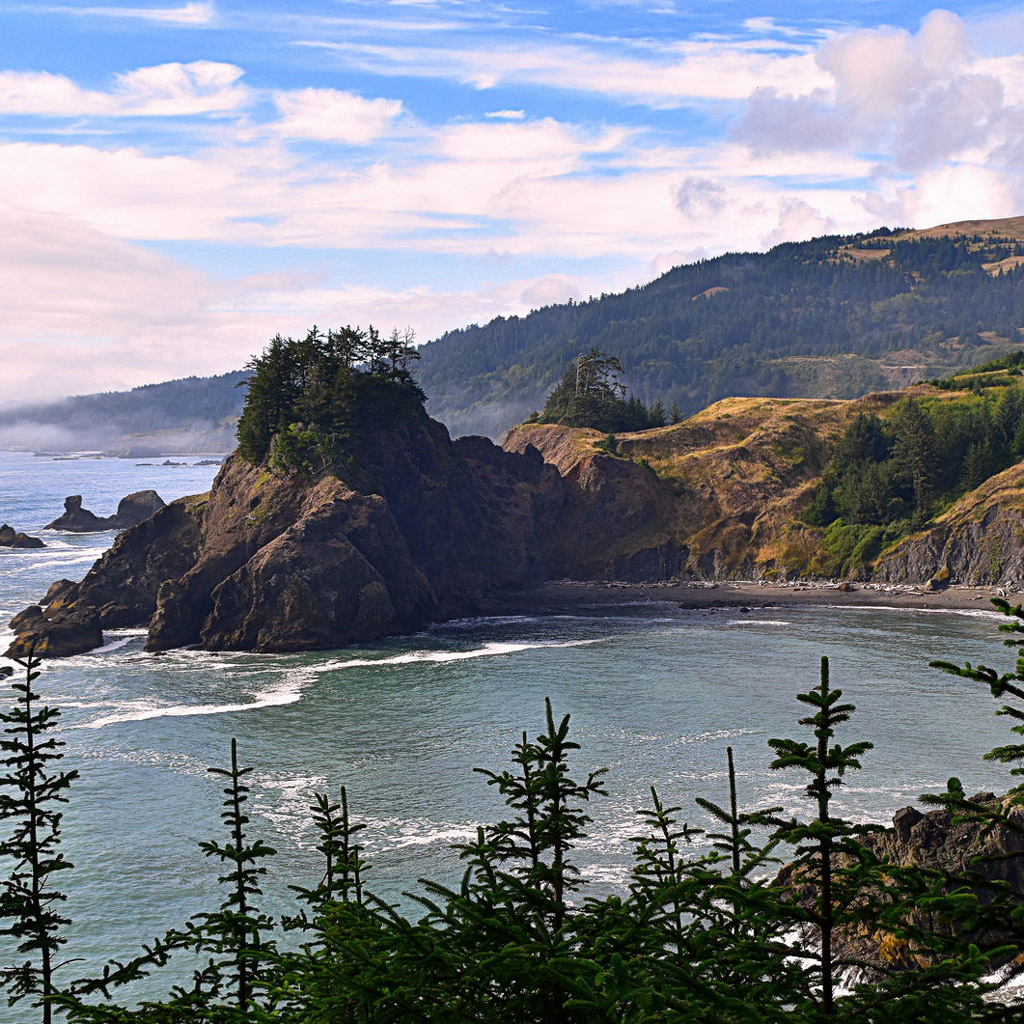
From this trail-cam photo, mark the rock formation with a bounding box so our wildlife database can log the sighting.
[0,524,45,549]
[10,382,1024,658]
[44,491,166,532]
[776,793,1024,973]
[874,462,1024,587]
[7,408,571,656]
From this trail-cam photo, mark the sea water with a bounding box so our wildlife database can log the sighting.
[0,449,1019,1009]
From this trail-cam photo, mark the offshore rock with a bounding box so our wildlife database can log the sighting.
[44,491,166,532]
[0,524,45,548]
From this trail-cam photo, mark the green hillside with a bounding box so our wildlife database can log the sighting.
[5,217,1024,451]
[0,370,247,454]
[416,219,1024,437]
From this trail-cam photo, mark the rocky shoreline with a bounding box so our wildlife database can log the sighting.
[488,579,1017,617]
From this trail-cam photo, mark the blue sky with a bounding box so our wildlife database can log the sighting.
[2,0,1024,405]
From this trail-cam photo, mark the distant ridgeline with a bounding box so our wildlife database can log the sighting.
[4,218,1024,451]
[417,221,1024,436]
[0,369,248,454]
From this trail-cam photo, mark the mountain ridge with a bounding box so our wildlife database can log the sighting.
[3,217,1024,451]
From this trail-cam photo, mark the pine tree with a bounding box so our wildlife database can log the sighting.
[0,650,79,1024]
[185,738,277,1016]
[766,656,876,1018]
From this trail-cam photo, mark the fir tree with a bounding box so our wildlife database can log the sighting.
[0,650,79,1024]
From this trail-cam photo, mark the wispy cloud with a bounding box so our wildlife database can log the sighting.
[40,1,215,25]
[271,89,404,144]
[300,37,829,106]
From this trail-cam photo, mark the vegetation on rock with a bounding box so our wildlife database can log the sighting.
[236,325,422,471]
[531,348,667,433]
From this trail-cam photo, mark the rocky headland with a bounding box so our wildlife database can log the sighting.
[8,383,1024,658]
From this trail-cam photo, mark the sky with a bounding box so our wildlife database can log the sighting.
[3,1,1024,406]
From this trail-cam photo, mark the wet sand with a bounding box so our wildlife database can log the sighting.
[494,579,1023,617]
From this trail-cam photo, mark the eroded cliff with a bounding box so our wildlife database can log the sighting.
[7,408,564,656]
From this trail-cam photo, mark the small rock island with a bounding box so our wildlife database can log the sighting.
[45,491,166,532]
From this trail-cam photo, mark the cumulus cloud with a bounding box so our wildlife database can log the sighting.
[674,176,727,218]
[271,88,404,144]
[732,10,1019,173]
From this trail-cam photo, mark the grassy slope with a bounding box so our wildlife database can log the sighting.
[509,377,1024,581]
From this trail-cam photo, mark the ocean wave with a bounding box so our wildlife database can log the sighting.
[724,619,793,627]
[823,603,1003,620]
[313,637,610,673]
[80,673,308,729]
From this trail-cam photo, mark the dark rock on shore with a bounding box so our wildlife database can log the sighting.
[0,524,45,549]
[777,793,1024,973]
[44,491,166,532]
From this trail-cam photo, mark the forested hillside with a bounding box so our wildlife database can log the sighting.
[0,370,247,454]
[417,219,1024,437]
[5,218,1024,451]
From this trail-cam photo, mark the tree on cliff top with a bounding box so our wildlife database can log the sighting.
[236,325,423,468]
[536,348,665,433]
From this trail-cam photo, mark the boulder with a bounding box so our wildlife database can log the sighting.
[112,490,166,528]
[0,524,45,549]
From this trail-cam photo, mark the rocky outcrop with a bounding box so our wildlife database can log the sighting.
[7,408,569,657]
[0,524,45,549]
[44,491,166,532]
[777,793,1024,973]
[874,463,1024,587]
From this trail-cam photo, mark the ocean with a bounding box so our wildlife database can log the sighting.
[0,448,1018,1011]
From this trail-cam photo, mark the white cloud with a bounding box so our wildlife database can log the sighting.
[857,163,1022,231]
[484,109,525,119]
[43,2,216,25]
[0,61,247,117]
[0,202,247,403]
[303,37,831,107]
[733,9,1023,176]
[271,88,403,144]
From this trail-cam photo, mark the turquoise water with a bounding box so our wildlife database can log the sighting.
[0,449,1020,1010]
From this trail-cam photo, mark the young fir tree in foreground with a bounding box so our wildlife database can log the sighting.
[0,650,79,1024]
[9,622,1024,1020]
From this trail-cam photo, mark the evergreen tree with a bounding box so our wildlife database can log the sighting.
[0,650,79,1024]
[765,657,877,1017]
[184,738,277,1017]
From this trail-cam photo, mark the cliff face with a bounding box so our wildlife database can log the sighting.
[7,408,564,657]
[504,396,871,581]
[13,385,1024,657]
[874,462,1024,586]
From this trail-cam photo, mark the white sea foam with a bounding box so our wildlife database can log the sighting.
[80,673,307,729]
[313,637,609,673]
[724,618,793,626]
[823,602,1003,620]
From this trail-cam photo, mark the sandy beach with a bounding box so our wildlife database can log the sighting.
[493,579,1023,616]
